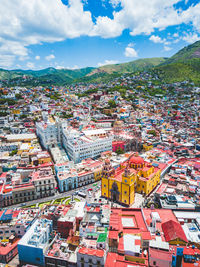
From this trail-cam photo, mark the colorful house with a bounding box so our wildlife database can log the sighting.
[112,141,125,153]
[162,220,188,246]
[101,155,161,206]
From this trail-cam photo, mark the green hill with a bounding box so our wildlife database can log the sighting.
[154,59,200,83]
[0,67,95,82]
[88,57,167,76]
[154,41,200,84]
[163,40,200,65]
[0,58,166,85]
[1,40,200,85]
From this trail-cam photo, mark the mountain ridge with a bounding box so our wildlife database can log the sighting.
[1,40,200,85]
[154,40,200,84]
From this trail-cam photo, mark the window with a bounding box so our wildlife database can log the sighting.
[153,261,156,265]
[89,259,92,263]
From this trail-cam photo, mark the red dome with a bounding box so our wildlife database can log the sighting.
[129,156,144,165]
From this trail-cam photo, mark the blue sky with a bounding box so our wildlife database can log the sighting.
[0,0,200,70]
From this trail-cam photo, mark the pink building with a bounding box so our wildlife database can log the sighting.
[112,141,125,152]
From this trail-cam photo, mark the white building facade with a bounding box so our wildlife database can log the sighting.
[62,128,112,163]
[36,120,60,149]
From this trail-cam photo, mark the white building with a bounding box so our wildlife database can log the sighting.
[62,127,112,163]
[95,121,112,128]
[32,167,56,199]
[36,117,60,149]
[18,219,53,267]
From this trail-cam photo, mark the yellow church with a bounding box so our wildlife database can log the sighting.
[101,155,161,206]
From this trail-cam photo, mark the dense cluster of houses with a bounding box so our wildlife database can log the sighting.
[0,73,200,266]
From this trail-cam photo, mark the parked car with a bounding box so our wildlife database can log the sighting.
[78,192,86,198]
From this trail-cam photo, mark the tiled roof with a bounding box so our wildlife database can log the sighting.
[162,220,188,243]
[78,247,104,257]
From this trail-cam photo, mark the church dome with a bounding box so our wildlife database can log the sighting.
[129,156,144,165]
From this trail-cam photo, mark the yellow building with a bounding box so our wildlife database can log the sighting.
[11,109,21,115]
[36,151,52,165]
[101,155,161,206]
[143,143,153,151]
[101,159,136,206]
[94,167,102,181]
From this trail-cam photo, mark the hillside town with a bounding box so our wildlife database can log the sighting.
[0,73,200,267]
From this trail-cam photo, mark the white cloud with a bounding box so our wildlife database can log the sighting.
[70,65,79,70]
[91,16,124,38]
[128,42,135,47]
[66,65,79,70]
[0,55,16,69]
[149,35,163,43]
[92,1,200,39]
[0,0,94,67]
[150,34,174,51]
[45,54,55,61]
[164,46,172,51]
[91,0,194,38]
[26,62,35,69]
[164,41,171,45]
[0,0,200,68]
[98,59,119,67]
[173,38,180,43]
[56,65,80,70]
[35,55,40,60]
[56,65,66,70]
[182,33,200,44]
[124,45,138,58]
[109,0,121,8]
